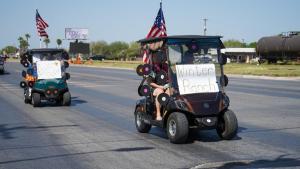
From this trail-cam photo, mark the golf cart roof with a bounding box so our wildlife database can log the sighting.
[21,48,69,61]
[27,48,66,54]
[138,35,225,49]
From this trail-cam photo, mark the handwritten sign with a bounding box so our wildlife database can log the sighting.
[176,64,219,95]
[36,61,62,80]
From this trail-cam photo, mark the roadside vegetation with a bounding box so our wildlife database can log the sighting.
[80,60,300,77]
[224,63,300,77]
[2,36,300,77]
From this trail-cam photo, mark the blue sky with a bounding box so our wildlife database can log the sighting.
[0,0,299,49]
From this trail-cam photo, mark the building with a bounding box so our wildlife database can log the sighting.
[221,48,257,63]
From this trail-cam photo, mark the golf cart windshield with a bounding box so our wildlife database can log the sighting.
[28,50,69,80]
[167,43,222,95]
[32,51,66,63]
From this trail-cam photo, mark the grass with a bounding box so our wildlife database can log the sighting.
[87,60,141,69]
[7,58,300,77]
[88,61,300,77]
[224,63,300,77]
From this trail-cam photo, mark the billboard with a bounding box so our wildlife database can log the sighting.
[69,42,90,54]
[65,28,88,40]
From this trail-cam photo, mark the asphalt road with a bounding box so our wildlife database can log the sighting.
[0,62,299,169]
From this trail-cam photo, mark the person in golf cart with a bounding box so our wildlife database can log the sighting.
[145,47,171,121]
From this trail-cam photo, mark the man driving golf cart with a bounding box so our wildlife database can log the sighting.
[19,49,71,107]
[134,35,237,144]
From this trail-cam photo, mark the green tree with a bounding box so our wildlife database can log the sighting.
[126,42,140,60]
[18,36,29,50]
[1,46,18,54]
[90,41,109,55]
[43,38,50,48]
[223,39,245,48]
[56,39,62,48]
[108,41,129,60]
[247,42,257,48]
[25,34,30,43]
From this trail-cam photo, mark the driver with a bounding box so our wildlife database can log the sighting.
[182,49,194,64]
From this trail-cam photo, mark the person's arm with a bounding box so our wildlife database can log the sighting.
[150,82,164,90]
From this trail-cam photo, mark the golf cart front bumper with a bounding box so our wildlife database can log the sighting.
[171,92,230,115]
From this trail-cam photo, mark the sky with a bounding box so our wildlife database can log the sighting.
[0,0,299,49]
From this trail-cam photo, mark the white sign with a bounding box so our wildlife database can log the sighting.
[36,61,62,80]
[176,64,219,95]
[65,28,88,40]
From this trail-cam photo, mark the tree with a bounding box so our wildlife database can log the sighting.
[18,36,29,50]
[43,38,50,48]
[25,34,31,43]
[223,39,245,48]
[56,39,62,48]
[108,41,129,60]
[1,46,18,54]
[247,42,257,48]
[126,42,140,60]
[90,41,109,55]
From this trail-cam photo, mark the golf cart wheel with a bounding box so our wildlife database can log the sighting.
[167,112,189,144]
[62,92,71,106]
[134,107,151,133]
[32,93,41,107]
[24,89,31,104]
[216,109,238,140]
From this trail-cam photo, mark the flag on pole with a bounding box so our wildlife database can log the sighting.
[36,9,49,38]
[146,2,167,38]
[143,2,167,63]
[142,48,150,63]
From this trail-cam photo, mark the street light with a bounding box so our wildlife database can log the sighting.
[202,18,208,36]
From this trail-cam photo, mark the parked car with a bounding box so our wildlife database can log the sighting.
[89,55,106,61]
[0,55,5,74]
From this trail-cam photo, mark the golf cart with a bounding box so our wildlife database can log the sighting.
[134,35,238,143]
[19,49,71,107]
[0,55,6,74]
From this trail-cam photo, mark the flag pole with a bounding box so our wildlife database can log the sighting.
[39,38,42,48]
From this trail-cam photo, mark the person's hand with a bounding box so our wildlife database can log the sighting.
[159,85,164,90]
[163,83,170,90]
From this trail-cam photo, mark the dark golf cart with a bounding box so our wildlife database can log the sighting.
[134,35,238,143]
[19,49,71,107]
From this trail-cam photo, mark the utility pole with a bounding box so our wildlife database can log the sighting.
[203,18,208,36]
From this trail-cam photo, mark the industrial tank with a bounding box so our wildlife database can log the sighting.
[257,33,300,61]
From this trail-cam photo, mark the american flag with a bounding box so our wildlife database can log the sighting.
[146,3,167,39]
[36,10,49,38]
[143,2,167,63]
